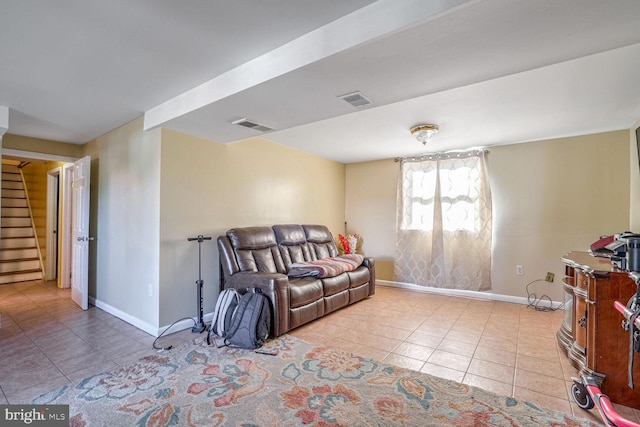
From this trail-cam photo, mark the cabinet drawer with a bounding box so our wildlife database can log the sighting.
[576,271,589,291]
[573,290,588,354]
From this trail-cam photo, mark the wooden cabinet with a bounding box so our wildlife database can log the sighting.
[558,251,640,408]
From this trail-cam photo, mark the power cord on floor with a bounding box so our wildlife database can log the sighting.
[526,279,565,312]
[152,317,206,351]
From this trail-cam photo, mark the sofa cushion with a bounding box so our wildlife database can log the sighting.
[228,226,276,249]
[288,254,364,278]
[303,224,339,260]
[273,224,306,244]
[273,224,312,267]
[288,278,323,308]
[227,227,285,273]
[321,274,350,296]
[347,265,370,288]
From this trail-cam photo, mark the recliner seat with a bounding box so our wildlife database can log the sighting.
[217,224,375,336]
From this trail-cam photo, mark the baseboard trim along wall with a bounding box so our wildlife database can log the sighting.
[155,313,214,338]
[90,281,563,338]
[377,280,565,309]
[89,296,214,337]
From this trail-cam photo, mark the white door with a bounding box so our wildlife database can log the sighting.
[71,156,91,310]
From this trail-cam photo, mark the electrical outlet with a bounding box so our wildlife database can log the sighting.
[516,265,524,276]
[545,272,554,282]
[148,283,152,297]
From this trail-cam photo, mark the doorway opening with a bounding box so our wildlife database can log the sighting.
[1,149,84,305]
[45,168,60,282]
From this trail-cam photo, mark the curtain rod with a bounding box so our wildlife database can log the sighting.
[394,148,489,163]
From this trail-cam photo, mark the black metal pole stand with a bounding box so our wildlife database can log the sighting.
[188,235,211,333]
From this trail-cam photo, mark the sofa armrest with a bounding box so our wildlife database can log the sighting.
[218,236,239,292]
[363,257,376,296]
[227,272,290,336]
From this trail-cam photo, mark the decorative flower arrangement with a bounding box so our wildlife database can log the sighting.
[338,233,360,254]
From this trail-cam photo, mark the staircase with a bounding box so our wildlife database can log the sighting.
[1,163,43,284]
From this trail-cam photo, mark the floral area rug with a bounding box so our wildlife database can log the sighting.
[32,334,601,426]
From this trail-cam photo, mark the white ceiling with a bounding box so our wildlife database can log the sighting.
[2,0,640,163]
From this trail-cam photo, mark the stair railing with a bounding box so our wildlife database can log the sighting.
[17,165,46,280]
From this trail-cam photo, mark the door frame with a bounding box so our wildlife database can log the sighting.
[1,149,77,163]
[60,163,74,289]
[45,167,61,281]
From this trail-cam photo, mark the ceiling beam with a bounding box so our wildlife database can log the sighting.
[143,0,476,132]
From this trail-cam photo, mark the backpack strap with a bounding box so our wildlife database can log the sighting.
[224,291,253,346]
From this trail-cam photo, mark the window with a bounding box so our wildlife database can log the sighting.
[394,149,492,291]
[401,161,483,232]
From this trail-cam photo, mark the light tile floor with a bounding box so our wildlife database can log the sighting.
[0,280,192,404]
[289,285,640,425]
[1,280,638,425]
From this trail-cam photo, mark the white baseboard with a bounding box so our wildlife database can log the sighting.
[156,312,214,338]
[89,296,214,337]
[90,281,563,338]
[90,296,157,335]
[376,280,565,309]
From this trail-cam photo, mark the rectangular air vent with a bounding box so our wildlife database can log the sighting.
[338,91,372,108]
[231,118,274,133]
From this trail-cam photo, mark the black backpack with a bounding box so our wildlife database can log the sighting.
[224,288,271,349]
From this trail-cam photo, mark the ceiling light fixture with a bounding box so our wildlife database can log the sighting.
[410,124,439,145]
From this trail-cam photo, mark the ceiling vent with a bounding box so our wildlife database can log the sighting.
[338,91,372,108]
[231,118,274,133]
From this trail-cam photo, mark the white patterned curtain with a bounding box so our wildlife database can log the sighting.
[394,150,492,291]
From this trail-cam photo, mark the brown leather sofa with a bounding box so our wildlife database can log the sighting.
[217,224,375,336]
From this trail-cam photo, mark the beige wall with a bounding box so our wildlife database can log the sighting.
[3,134,83,158]
[346,131,630,301]
[5,119,634,327]
[3,119,346,332]
[345,159,398,279]
[84,118,162,330]
[490,131,629,300]
[159,130,346,325]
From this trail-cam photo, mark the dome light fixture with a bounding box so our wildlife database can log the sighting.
[410,124,439,145]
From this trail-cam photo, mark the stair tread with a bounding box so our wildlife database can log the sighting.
[0,257,39,263]
[2,173,40,263]
[0,268,42,276]
[0,247,38,251]
[0,238,35,241]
